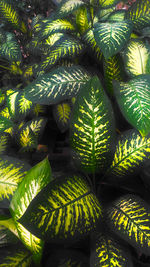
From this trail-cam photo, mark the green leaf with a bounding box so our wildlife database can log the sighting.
[53,101,72,132]
[90,232,133,267]
[70,76,115,173]
[107,10,126,21]
[0,156,30,200]
[82,28,102,61]
[56,0,85,19]
[0,0,27,32]
[114,75,150,136]
[106,194,150,254]
[40,35,84,71]
[10,158,52,263]
[0,116,14,133]
[17,124,37,152]
[76,6,90,34]
[0,32,22,62]
[0,133,10,154]
[18,174,102,241]
[94,20,133,59]
[125,0,150,31]
[39,18,75,40]
[107,130,150,178]
[103,54,124,96]
[0,225,19,247]
[0,216,19,239]
[96,6,115,21]
[24,65,91,105]
[0,247,32,266]
[27,117,47,139]
[98,0,121,8]
[122,39,150,78]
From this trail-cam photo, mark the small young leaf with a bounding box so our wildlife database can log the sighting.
[53,101,72,132]
[18,175,102,241]
[76,6,90,34]
[24,65,91,105]
[94,20,133,59]
[0,133,10,154]
[106,194,150,254]
[83,28,102,61]
[56,0,85,19]
[114,75,150,136]
[70,76,116,173]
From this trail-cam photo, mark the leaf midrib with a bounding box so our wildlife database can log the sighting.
[0,180,17,187]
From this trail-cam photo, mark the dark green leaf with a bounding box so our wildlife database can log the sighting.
[0,247,32,266]
[53,101,72,132]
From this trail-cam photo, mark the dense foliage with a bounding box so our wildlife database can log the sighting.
[1,0,150,266]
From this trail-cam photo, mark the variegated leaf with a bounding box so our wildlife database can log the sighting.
[10,158,52,264]
[106,194,150,254]
[122,39,150,77]
[0,133,10,154]
[76,6,90,34]
[114,75,150,136]
[24,65,91,105]
[0,225,19,247]
[107,9,126,21]
[0,156,30,200]
[70,76,115,173]
[17,124,37,152]
[96,6,115,21]
[0,116,14,133]
[107,130,150,178]
[0,215,19,239]
[56,0,85,19]
[19,174,102,241]
[103,54,124,96]
[98,0,121,8]
[125,0,150,31]
[40,35,84,71]
[44,32,64,47]
[94,20,133,59]
[90,232,133,267]
[53,101,72,132]
[24,117,47,139]
[0,247,32,266]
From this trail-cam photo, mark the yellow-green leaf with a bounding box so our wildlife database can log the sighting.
[56,0,85,18]
[0,247,32,266]
[83,28,102,61]
[98,0,121,8]
[76,6,90,34]
[0,133,10,154]
[53,101,72,132]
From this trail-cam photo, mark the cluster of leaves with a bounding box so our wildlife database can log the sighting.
[1,0,150,266]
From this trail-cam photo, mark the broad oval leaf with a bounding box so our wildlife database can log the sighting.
[90,232,133,267]
[24,65,91,105]
[106,194,150,254]
[70,76,116,173]
[107,10,126,21]
[114,75,150,136]
[18,174,102,241]
[10,158,52,263]
[56,0,85,19]
[76,6,90,34]
[93,20,133,59]
[0,156,30,200]
[122,39,150,78]
[17,124,37,152]
[0,116,14,133]
[98,0,121,8]
[0,247,32,266]
[125,0,150,31]
[53,101,72,132]
[107,130,150,178]
[40,35,84,71]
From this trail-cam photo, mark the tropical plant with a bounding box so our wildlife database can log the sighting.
[1,0,150,266]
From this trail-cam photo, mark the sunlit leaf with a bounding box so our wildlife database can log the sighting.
[44,32,64,47]
[0,215,19,239]
[0,225,19,247]
[0,133,10,154]
[107,130,150,178]
[25,117,47,139]
[0,247,32,266]
[94,20,133,59]
[106,194,150,254]
[24,65,91,105]
[56,0,85,18]
[107,9,126,21]
[98,0,121,8]
[18,125,37,152]
[19,174,102,241]
[0,116,14,133]
[70,76,115,173]
[114,75,150,136]
[53,101,72,132]
[76,6,90,34]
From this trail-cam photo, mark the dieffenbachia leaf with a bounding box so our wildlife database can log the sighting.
[83,28,102,61]
[55,0,85,19]
[0,215,19,239]
[53,101,72,133]
[0,0,27,32]
[96,6,115,21]
[93,20,133,59]
[0,247,32,266]
[122,39,150,78]
[107,10,126,22]
[0,32,22,62]
[39,18,75,40]
[103,54,124,96]
[90,232,133,267]
[98,0,121,8]
[17,124,38,152]
[125,0,150,32]
[107,130,150,178]
[76,6,90,34]
[70,76,115,173]
[18,174,102,241]
[40,34,84,71]
[24,65,91,105]
[106,194,150,254]
[0,156,30,200]
[114,75,150,136]
[0,116,14,133]
[0,225,19,247]
[10,158,52,263]
[26,117,47,139]
[0,133,10,154]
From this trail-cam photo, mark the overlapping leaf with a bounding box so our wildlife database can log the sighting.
[0,133,10,154]
[0,215,19,239]
[114,75,150,136]
[10,158,52,263]
[70,76,115,173]
[94,20,133,59]
[107,130,150,178]
[122,39,150,77]
[0,156,30,200]
[107,10,126,21]
[0,247,32,266]
[76,6,90,34]
[96,6,115,21]
[24,65,91,105]
[17,124,37,152]
[19,174,102,241]
[90,232,133,267]
[125,0,150,31]
[40,34,84,71]
[53,101,72,132]
[104,54,124,95]
[0,225,19,247]
[98,0,121,8]
[0,116,14,133]
[56,0,85,19]
[106,194,150,254]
